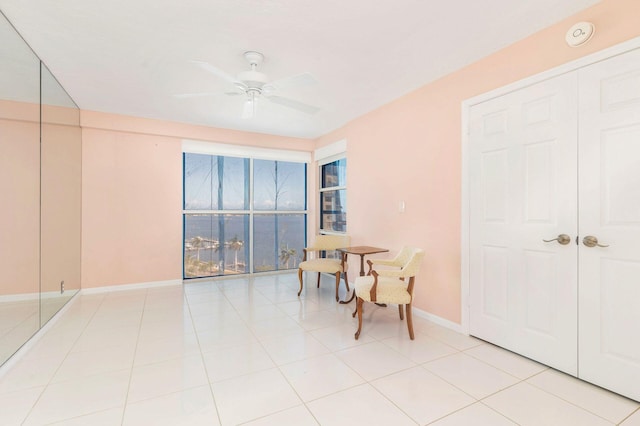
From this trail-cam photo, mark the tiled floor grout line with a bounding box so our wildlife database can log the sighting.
[117,289,148,425]
[293,274,451,425]
[233,274,394,425]
[7,274,638,425]
[619,407,640,425]
[21,294,109,426]
[184,282,225,426]
[524,376,621,425]
[224,275,327,425]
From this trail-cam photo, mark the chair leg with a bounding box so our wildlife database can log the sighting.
[398,305,404,320]
[406,303,415,340]
[352,292,363,318]
[355,297,364,340]
[317,272,321,288]
[334,272,341,301]
[297,269,304,297]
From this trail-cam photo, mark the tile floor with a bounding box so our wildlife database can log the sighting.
[1,272,639,425]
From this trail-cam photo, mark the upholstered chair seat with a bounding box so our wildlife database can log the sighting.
[354,248,425,340]
[298,234,350,301]
[354,274,412,305]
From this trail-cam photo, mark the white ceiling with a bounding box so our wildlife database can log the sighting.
[0,0,599,139]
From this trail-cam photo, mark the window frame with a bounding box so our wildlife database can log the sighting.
[182,141,310,278]
[318,152,347,235]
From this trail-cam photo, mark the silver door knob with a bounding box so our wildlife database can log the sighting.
[543,234,571,245]
[583,235,609,248]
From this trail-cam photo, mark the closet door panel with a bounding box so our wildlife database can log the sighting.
[578,47,640,401]
[469,72,579,374]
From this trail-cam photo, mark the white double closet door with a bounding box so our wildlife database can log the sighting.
[469,47,640,401]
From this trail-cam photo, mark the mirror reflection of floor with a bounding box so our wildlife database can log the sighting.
[0,292,77,365]
[0,298,39,365]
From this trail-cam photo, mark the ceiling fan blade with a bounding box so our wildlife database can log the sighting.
[265,95,320,115]
[263,72,317,93]
[191,60,239,85]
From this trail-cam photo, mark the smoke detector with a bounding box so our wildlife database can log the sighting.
[566,22,595,47]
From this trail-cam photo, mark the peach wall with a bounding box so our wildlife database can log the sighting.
[0,114,40,296]
[81,111,313,289]
[315,0,640,324]
[0,100,81,300]
[41,117,82,295]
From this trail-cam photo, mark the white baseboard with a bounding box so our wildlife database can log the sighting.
[41,290,75,300]
[0,292,40,303]
[413,307,465,334]
[0,291,83,303]
[81,279,182,295]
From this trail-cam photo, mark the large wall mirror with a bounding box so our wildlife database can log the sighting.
[40,63,82,326]
[0,11,81,366]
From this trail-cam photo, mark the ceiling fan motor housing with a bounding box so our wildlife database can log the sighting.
[237,70,268,89]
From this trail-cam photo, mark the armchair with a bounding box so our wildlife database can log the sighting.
[297,234,350,301]
[353,248,425,340]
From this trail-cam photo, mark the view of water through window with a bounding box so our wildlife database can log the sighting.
[183,153,307,278]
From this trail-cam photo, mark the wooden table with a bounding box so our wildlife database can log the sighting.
[337,246,388,304]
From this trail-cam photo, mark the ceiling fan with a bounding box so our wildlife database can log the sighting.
[184,51,320,119]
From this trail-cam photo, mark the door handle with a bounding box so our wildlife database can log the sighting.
[543,234,571,245]
[583,235,609,248]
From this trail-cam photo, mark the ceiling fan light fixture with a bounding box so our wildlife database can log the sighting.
[241,99,253,119]
[242,89,258,119]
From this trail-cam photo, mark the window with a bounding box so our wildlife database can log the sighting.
[319,158,347,233]
[183,151,307,278]
[253,159,307,272]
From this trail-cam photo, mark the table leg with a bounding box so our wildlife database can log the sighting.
[340,254,365,304]
[339,253,387,307]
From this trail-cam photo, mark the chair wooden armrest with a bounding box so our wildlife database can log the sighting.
[366,259,374,275]
[369,270,379,302]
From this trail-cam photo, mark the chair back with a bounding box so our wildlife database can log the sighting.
[401,248,425,278]
[393,246,415,266]
[310,234,350,251]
